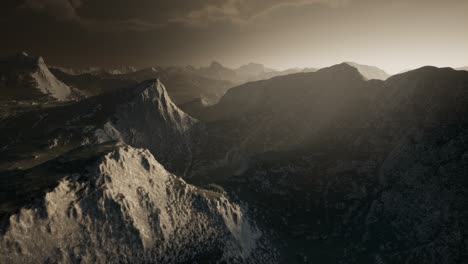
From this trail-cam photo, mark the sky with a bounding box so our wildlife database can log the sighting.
[1,0,467,73]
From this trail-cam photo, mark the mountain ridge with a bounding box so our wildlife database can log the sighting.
[0,52,73,102]
[0,143,275,263]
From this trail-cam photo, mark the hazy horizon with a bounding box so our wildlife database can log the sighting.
[1,0,467,74]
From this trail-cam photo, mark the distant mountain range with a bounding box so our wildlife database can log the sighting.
[43,60,391,113]
[50,66,234,107]
[1,52,467,263]
[186,61,317,84]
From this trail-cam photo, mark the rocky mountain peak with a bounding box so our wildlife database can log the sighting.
[0,52,72,101]
[0,143,274,263]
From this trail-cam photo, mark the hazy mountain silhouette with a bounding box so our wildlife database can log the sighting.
[344,61,390,80]
[188,61,317,85]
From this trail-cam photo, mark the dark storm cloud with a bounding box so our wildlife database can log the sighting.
[22,0,82,20]
[1,0,467,72]
[15,0,351,31]
[20,0,164,31]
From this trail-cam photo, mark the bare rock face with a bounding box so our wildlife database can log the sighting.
[98,79,197,175]
[0,52,72,101]
[0,144,275,264]
[0,79,197,176]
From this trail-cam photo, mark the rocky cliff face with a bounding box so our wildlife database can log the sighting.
[0,144,275,264]
[0,52,72,102]
[0,79,197,176]
[52,65,234,107]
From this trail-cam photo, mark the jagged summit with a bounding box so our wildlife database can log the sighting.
[0,52,72,101]
[0,78,197,175]
[0,143,274,263]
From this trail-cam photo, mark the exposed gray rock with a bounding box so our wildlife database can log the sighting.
[0,144,275,264]
[0,52,72,101]
[0,79,197,176]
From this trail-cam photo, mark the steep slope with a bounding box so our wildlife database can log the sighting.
[345,62,390,80]
[146,67,234,106]
[0,52,72,101]
[194,66,468,263]
[191,63,381,177]
[53,66,234,106]
[50,67,138,97]
[0,143,275,263]
[179,97,209,119]
[0,79,197,176]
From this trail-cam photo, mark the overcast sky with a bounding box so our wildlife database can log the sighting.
[1,0,467,73]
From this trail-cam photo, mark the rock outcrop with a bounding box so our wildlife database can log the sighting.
[0,144,275,264]
[0,52,72,101]
[0,79,197,176]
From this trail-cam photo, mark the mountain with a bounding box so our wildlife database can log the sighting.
[191,63,378,177]
[345,62,390,80]
[456,66,468,71]
[192,64,468,177]
[50,68,138,97]
[52,66,234,107]
[124,67,235,106]
[193,61,240,83]
[0,52,73,102]
[2,53,468,263]
[189,65,468,262]
[188,62,317,85]
[179,97,208,119]
[235,63,275,80]
[0,143,275,263]
[0,79,197,176]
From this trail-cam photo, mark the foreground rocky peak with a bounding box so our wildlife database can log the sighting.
[0,52,72,101]
[0,144,275,263]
